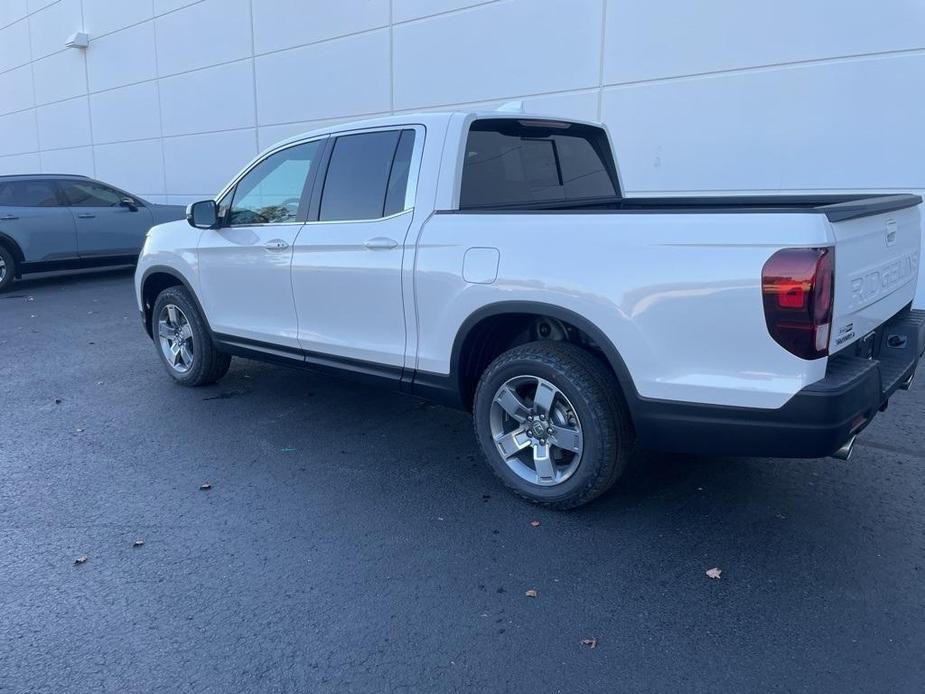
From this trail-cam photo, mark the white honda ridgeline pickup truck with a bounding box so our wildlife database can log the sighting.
[135,110,924,508]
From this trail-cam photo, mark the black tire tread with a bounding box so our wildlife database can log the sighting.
[151,286,230,387]
[473,341,633,510]
[0,245,15,292]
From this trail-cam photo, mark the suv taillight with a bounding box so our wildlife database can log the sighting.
[761,247,835,360]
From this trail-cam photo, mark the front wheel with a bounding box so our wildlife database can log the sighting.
[0,246,16,292]
[473,342,633,509]
[151,286,231,386]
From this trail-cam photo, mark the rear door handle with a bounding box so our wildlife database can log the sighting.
[76,213,96,219]
[364,237,398,250]
[264,239,289,251]
[0,215,18,221]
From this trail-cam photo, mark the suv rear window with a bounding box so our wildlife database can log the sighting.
[0,180,60,207]
[459,119,619,209]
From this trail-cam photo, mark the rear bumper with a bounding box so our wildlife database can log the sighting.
[634,307,925,458]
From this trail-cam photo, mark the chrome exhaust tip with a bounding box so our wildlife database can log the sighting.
[831,435,857,461]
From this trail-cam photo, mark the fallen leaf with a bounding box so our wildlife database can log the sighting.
[706,567,722,580]
[74,555,88,565]
[529,520,541,527]
[580,638,598,649]
[26,296,34,302]
[525,589,538,598]
[75,428,84,433]
[199,483,212,491]
[133,539,144,547]
[280,447,296,453]
[54,398,62,404]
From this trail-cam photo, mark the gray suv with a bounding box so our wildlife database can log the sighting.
[0,174,186,291]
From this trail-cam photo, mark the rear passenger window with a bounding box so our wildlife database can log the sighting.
[320,130,416,222]
[459,119,618,208]
[0,180,59,207]
[384,130,415,217]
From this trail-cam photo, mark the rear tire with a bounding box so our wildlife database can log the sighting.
[0,246,16,292]
[473,341,633,509]
[151,286,230,386]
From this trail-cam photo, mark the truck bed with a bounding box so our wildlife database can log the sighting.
[451,193,923,223]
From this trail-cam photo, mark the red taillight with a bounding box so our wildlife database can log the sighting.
[762,247,835,360]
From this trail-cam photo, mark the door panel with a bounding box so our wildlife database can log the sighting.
[292,212,413,366]
[292,127,421,368]
[0,179,76,262]
[197,224,304,349]
[60,180,153,257]
[197,138,324,348]
[73,207,154,257]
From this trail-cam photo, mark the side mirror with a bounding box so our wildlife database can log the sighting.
[120,197,139,212]
[187,200,218,229]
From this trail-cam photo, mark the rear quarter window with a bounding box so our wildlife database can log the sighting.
[459,119,619,209]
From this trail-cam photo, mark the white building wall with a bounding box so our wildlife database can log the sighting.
[1,0,924,301]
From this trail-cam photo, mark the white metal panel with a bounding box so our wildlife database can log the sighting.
[153,0,251,76]
[32,49,86,105]
[159,60,256,137]
[36,97,91,150]
[86,20,157,92]
[0,0,28,27]
[252,0,389,54]
[39,146,93,176]
[90,81,161,144]
[27,0,81,60]
[255,30,391,125]
[0,65,33,115]
[414,211,832,409]
[0,152,40,174]
[393,0,602,109]
[393,0,495,23]
[162,129,257,197]
[602,54,925,193]
[0,19,30,73]
[82,0,154,39]
[94,139,166,196]
[604,0,925,84]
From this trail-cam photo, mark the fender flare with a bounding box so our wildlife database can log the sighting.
[0,232,25,269]
[139,265,211,338]
[449,300,641,414]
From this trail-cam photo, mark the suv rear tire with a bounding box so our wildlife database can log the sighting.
[473,341,633,509]
[151,286,231,386]
[0,246,16,292]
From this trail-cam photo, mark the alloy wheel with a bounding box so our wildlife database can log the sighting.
[157,304,194,373]
[489,375,584,486]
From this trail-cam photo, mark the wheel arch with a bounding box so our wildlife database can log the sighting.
[448,301,640,416]
[140,265,210,339]
[0,232,25,275]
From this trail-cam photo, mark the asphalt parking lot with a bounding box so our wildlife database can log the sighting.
[2,267,924,693]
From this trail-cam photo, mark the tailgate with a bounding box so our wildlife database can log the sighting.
[828,202,921,353]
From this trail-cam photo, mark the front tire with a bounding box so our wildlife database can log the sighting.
[473,342,633,509]
[151,286,231,386]
[0,246,16,292]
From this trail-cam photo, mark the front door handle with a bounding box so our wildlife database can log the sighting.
[364,237,398,250]
[0,215,18,221]
[76,213,96,219]
[264,239,289,251]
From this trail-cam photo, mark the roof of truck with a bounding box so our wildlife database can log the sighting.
[268,109,606,155]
